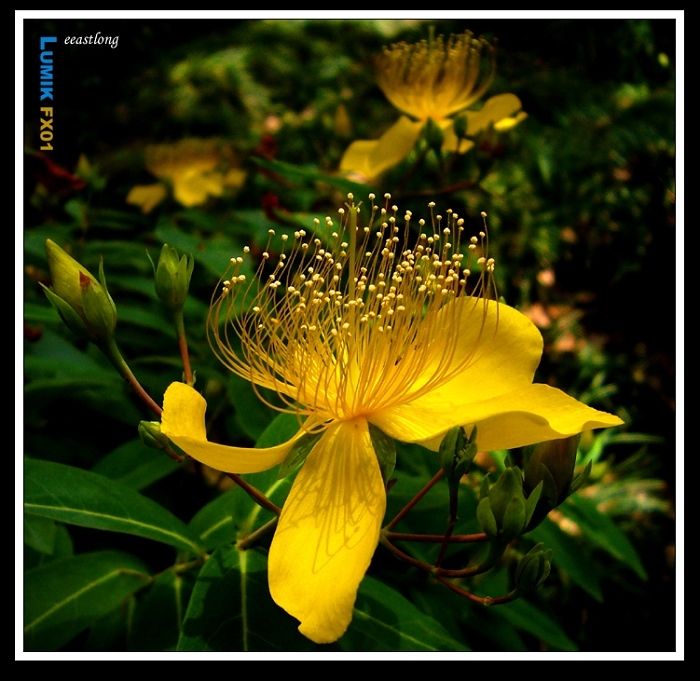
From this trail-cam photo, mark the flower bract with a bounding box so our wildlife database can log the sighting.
[160,194,622,644]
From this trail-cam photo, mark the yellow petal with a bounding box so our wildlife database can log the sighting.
[493,110,528,132]
[171,171,225,207]
[372,382,622,453]
[369,298,623,450]
[441,123,475,154]
[409,384,624,453]
[339,116,423,180]
[465,93,523,136]
[398,298,543,402]
[125,183,168,214]
[339,140,380,180]
[160,382,297,473]
[268,418,386,644]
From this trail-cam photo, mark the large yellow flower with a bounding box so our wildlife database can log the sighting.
[160,194,622,644]
[340,32,526,181]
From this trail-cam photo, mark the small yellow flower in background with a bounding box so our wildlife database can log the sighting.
[126,138,247,214]
[340,32,527,181]
[160,194,622,644]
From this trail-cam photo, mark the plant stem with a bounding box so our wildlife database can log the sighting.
[385,469,444,531]
[225,472,281,515]
[435,479,460,568]
[173,310,194,386]
[238,517,279,550]
[99,336,162,417]
[385,531,489,543]
[434,576,518,606]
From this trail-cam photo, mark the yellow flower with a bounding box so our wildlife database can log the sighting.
[160,194,622,644]
[126,139,247,214]
[340,32,527,180]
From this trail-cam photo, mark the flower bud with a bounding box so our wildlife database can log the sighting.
[138,420,171,451]
[151,244,194,312]
[523,435,588,530]
[524,435,579,505]
[514,543,552,594]
[477,467,542,541]
[41,239,117,343]
[438,426,477,482]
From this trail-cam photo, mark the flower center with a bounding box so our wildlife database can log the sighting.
[209,194,497,426]
[376,31,496,122]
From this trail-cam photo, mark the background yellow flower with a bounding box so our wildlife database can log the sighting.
[126,138,247,213]
[340,32,526,180]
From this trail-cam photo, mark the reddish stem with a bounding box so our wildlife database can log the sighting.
[385,469,444,531]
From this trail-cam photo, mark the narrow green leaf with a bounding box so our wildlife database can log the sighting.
[256,411,300,448]
[129,570,196,652]
[492,598,578,651]
[24,458,205,555]
[229,374,278,441]
[188,489,240,551]
[23,515,56,555]
[278,431,322,479]
[562,494,647,580]
[178,545,316,651]
[528,517,604,601]
[340,577,470,651]
[252,156,375,196]
[24,522,74,571]
[24,550,150,652]
[91,438,181,491]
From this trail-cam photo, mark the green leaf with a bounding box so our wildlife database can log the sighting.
[24,522,74,571]
[23,514,57,555]
[91,438,181,491]
[24,550,150,652]
[24,458,205,555]
[129,570,196,652]
[179,546,470,652]
[188,489,240,551]
[229,374,278,442]
[528,517,604,601]
[339,577,470,651]
[252,156,375,196]
[278,430,322,479]
[492,598,578,651]
[178,545,316,651]
[256,411,300,448]
[154,222,247,278]
[561,494,648,580]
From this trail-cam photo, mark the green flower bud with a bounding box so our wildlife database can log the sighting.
[438,426,477,481]
[514,543,552,594]
[138,420,171,451]
[41,239,117,343]
[151,244,194,312]
[478,467,542,541]
[523,435,587,530]
[524,435,580,505]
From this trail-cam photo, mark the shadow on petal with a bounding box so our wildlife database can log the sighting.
[269,418,386,644]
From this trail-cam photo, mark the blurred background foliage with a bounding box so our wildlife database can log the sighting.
[22,17,677,654]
